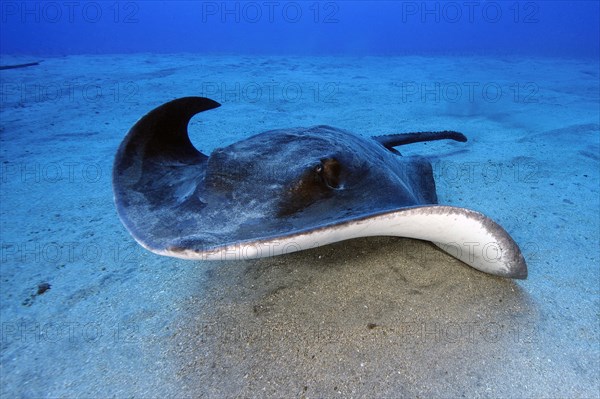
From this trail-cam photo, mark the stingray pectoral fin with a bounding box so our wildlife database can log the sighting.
[355,206,527,278]
[386,206,528,279]
[164,205,527,279]
[113,97,221,249]
[346,205,527,279]
[114,96,221,166]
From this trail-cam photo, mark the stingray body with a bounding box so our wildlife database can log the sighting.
[113,97,527,279]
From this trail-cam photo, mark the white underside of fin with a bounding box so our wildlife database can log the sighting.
[155,205,526,278]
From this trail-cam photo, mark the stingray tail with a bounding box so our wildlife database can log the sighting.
[373,131,467,150]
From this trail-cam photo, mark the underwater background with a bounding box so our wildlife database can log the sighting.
[1,1,599,398]
[1,1,599,57]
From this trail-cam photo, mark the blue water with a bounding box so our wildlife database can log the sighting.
[1,1,598,57]
[1,1,600,398]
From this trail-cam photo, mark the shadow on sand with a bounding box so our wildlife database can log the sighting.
[170,236,538,397]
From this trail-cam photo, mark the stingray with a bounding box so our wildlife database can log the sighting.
[113,97,527,279]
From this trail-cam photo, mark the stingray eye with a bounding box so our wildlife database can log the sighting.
[318,158,341,189]
[278,157,342,217]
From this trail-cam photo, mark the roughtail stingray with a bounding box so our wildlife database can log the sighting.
[113,97,527,279]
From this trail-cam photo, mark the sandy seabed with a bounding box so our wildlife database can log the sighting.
[0,54,598,398]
